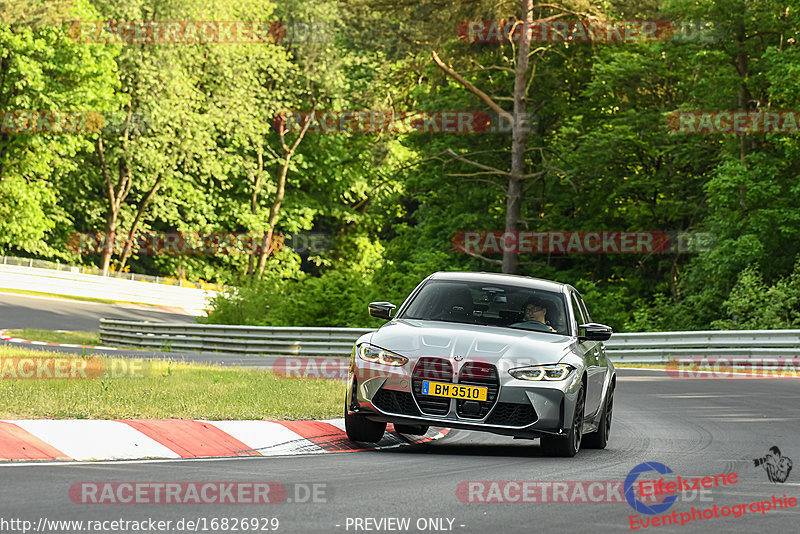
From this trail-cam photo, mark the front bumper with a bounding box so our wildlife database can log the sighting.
[347,358,582,439]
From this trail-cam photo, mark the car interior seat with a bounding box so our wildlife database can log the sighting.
[447,286,475,323]
[545,301,568,334]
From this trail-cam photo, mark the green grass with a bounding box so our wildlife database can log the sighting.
[6,329,100,346]
[613,362,667,369]
[0,345,344,420]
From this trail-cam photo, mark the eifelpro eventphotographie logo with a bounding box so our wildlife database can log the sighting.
[625,462,678,515]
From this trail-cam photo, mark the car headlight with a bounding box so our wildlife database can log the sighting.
[357,344,409,366]
[509,363,574,381]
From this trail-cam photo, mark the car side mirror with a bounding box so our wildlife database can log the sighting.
[368,301,396,320]
[578,322,613,341]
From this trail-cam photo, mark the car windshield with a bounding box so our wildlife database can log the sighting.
[399,280,570,335]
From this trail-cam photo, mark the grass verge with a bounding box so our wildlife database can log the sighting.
[5,329,101,346]
[613,362,667,369]
[0,345,344,420]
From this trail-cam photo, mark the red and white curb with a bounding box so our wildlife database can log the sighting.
[0,329,117,351]
[0,418,449,462]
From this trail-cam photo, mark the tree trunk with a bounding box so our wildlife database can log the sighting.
[503,0,533,274]
[256,156,290,277]
[734,6,751,209]
[246,141,265,277]
[118,175,163,272]
[100,206,117,275]
[97,134,132,275]
[253,107,316,279]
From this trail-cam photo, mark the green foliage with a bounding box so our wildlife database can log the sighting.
[3,0,800,331]
[712,263,800,330]
[0,176,55,253]
[0,2,119,256]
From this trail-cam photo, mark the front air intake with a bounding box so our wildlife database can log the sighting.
[412,358,453,415]
[455,361,499,419]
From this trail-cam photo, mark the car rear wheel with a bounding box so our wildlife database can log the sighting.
[344,406,387,443]
[393,424,429,436]
[584,383,613,449]
[540,384,584,457]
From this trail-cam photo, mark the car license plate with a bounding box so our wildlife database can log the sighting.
[421,381,488,401]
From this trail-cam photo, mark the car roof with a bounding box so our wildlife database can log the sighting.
[428,271,568,293]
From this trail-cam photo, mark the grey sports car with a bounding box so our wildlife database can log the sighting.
[345,271,615,457]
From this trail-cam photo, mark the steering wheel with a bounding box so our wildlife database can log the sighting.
[510,320,554,332]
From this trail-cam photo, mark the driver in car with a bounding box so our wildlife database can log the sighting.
[517,297,557,332]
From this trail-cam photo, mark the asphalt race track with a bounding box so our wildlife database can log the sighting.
[0,292,299,367]
[0,292,195,331]
[1,369,798,534]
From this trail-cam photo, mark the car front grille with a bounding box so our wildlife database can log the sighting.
[412,357,453,416]
[372,389,420,416]
[485,402,537,426]
[455,361,499,419]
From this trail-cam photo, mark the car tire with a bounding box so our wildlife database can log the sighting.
[393,424,429,436]
[540,384,584,458]
[344,407,387,443]
[583,382,613,449]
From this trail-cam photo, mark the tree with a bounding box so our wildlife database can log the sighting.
[254,106,316,278]
[0,1,118,257]
[430,1,596,273]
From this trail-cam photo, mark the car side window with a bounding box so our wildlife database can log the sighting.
[577,293,592,323]
[570,293,585,334]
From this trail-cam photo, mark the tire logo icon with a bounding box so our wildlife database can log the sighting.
[624,462,677,515]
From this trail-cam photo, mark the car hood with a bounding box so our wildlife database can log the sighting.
[367,319,574,366]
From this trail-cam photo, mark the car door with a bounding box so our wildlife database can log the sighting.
[580,293,609,416]
[570,291,603,417]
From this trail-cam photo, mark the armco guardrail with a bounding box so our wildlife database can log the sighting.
[98,321,800,361]
[0,264,216,315]
[606,330,800,362]
[99,319,372,355]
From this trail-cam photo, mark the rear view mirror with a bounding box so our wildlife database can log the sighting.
[578,322,613,341]
[368,301,396,320]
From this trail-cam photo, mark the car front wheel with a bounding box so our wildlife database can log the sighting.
[344,406,387,443]
[540,383,585,457]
